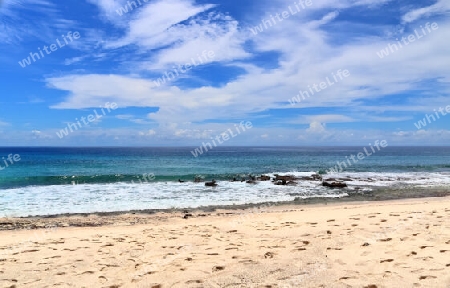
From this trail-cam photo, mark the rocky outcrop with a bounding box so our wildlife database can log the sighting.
[205,180,218,187]
[274,174,296,181]
[311,173,323,181]
[274,180,297,186]
[257,175,271,181]
[322,181,347,188]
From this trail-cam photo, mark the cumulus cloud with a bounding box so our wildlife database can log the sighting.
[306,121,326,134]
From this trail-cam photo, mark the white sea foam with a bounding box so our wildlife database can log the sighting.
[0,171,449,217]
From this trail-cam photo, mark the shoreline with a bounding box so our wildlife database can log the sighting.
[3,171,450,218]
[1,187,450,231]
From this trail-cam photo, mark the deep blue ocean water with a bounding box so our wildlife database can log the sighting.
[0,146,449,217]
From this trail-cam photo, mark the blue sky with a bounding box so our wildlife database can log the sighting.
[0,0,449,146]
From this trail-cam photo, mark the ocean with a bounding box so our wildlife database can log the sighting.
[1,146,449,217]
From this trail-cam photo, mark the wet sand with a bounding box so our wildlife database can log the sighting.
[0,196,449,287]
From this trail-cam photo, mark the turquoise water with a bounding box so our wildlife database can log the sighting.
[1,146,450,188]
[0,146,449,216]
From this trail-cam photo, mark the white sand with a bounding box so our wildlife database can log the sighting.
[0,197,449,288]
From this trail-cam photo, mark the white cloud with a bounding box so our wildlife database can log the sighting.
[310,11,340,27]
[402,0,450,23]
[306,121,326,134]
[298,115,355,124]
[86,0,127,25]
[41,0,450,145]
[106,0,216,48]
[139,129,156,136]
[90,0,250,71]
[0,0,72,44]
[64,56,88,65]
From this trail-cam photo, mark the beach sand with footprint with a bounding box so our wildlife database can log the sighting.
[0,197,449,287]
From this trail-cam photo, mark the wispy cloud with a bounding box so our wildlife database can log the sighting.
[1,0,450,145]
[402,0,450,23]
[0,120,10,127]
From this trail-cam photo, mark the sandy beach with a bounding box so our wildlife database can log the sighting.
[1,197,449,288]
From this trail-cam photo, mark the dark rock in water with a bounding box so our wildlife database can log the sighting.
[299,176,314,181]
[274,179,287,185]
[274,174,296,181]
[178,179,185,183]
[248,174,256,181]
[205,180,218,187]
[311,173,323,181]
[322,181,347,188]
[324,178,337,182]
[274,179,297,186]
[257,175,271,181]
[339,177,353,181]
[246,180,257,184]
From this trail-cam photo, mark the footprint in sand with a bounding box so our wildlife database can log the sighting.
[380,259,394,263]
[293,247,307,251]
[239,259,258,264]
[212,265,225,272]
[419,275,437,280]
[378,238,392,242]
[20,249,39,253]
[185,279,203,284]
